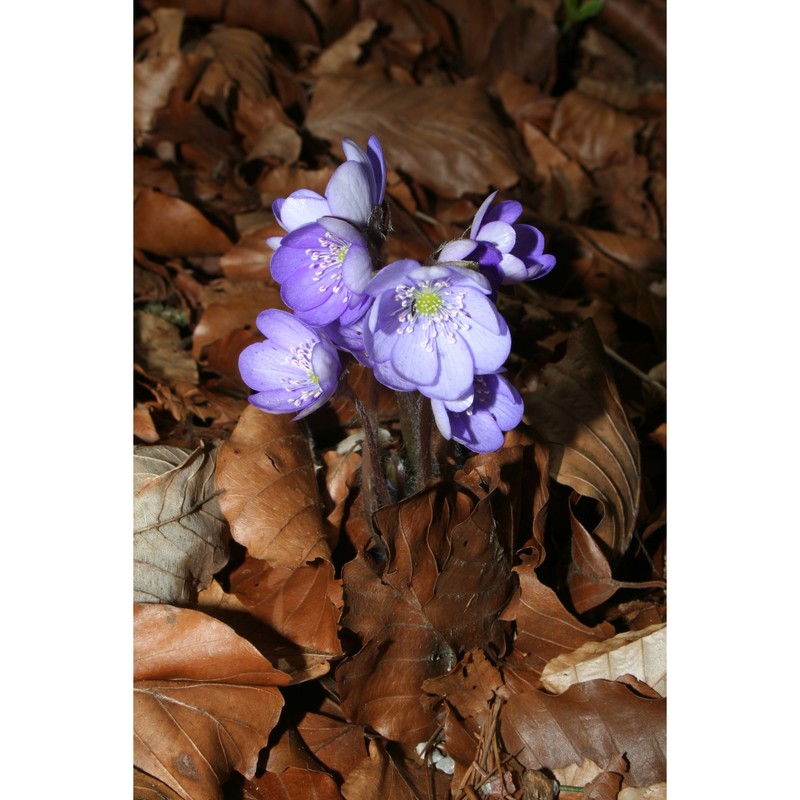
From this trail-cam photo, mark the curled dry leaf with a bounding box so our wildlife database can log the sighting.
[499,680,666,788]
[306,75,518,198]
[541,623,666,697]
[134,444,229,604]
[567,493,618,612]
[216,405,332,568]
[500,556,613,690]
[134,188,233,257]
[134,603,289,800]
[337,484,514,744]
[523,320,641,558]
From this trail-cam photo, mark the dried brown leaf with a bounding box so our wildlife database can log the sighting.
[598,0,666,74]
[484,7,558,88]
[340,740,435,800]
[224,0,320,44]
[134,54,204,145]
[196,580,332,683]
[521,120,594,222]
[191,279,283,358]
[618,783,667,800]
[567,493,618,612]
[568,226,666,342]
[422,649,502,729]
[229,556,343,657]
[135,311,199,387]
[243,768,344,800]
[499,680,665,788]
[194,27,270,102]
[135,9,185,59]
[310,18,379,77]
[234,93,303,163]
[337,485,514,744]
[306,76,518,198]
[296,713,369,782]
[523,320,641,557]
[541,623,666,697]
[134,767,185,800]
[550,90,643,172]
[500,557,613,689]
[134,604,289,800]
[134,444,229,604]
[216,405,331,568]
[134,188,233,257]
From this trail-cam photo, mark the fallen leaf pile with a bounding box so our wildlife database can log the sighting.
[134,2,667,798]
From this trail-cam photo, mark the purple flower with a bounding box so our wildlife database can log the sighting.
[239,309,342,419]
[270,217,374,326]
[437,191,556,287]
[431,372,523,453]
[267,135,386,248]
[363,260,511,403]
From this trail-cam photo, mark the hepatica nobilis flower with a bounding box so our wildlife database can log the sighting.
[240,133,557,457]
[239,309,342,419]
[363,260,511,403]
[268,135,386,245]
[431,372,524,453]
[437,190,556,288]
[270,216,374,327]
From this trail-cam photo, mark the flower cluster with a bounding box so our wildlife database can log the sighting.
[239,135,555,454]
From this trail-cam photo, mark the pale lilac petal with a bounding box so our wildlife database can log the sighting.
[311,340,342,387]
[437,239,479,262]
[239,342,296,391]
[431,399,452,440]
[267,235,283,250]
[497,253,528,283]
[372,359,418,392]
[340,244,374,294]
[450,412,505,453]
[480,374,523,429]
[255,308,313,342]
[326,162,373,225]
[367,136,386,204]
[275,190,330,231]
[470,191,498,235]
[365,259,423,298]
[423,335,474,400]
[483,199,522,226]
[391,327,439,386]
[476,220,516,253]
[459,286,507,333]
[461,319,510,374]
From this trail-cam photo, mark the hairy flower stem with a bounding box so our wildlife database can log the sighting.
[397,391,433,493]
[341,382,390,525]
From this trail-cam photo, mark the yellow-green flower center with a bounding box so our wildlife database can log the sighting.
[308,371,319,384]
[414,289,443,317]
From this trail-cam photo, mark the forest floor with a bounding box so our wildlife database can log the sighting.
[133,2,667,799]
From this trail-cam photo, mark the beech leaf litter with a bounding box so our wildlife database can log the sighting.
[133,2,667,798]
